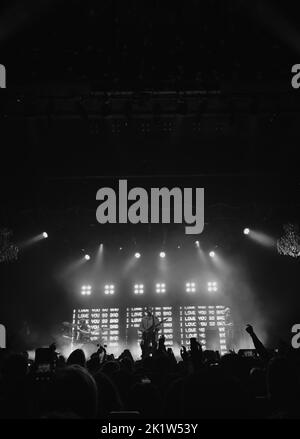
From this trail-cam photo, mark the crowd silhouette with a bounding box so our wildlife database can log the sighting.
[0,325,299,419]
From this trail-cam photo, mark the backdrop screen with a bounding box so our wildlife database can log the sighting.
[179,305,227,353]
[72,305,229,354]
[73,308,120,348]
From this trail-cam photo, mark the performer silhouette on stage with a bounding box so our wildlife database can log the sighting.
[77,319,92,343]
[139,308,161,358]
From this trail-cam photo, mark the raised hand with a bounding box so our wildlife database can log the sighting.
[245,324,254,335]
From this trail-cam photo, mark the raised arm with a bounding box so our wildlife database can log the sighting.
[245,324,271,363]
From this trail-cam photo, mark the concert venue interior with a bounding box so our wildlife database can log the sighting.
[1,0,300,421]
[1,175,299,359]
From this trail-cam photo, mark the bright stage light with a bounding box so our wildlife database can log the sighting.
[81,285,92,295]
[159,251,166,258]
[134,252,141,259]
[42,232,48,238]
[104,284,115,295]
[186,282,196,293]
[84,254,91,261]
[195,240,200,248]
[207,281,218,292]
[134,284,144,294]
[209,251,215,258]
[156,283,166,293]
[243,228,250,235]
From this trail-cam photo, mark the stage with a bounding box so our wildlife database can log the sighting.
[64,304,231,358]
